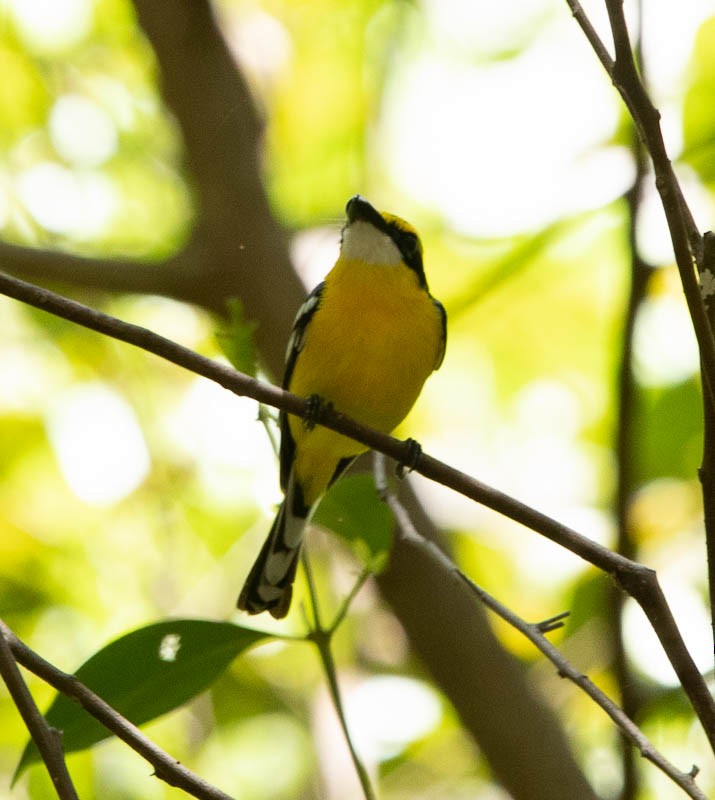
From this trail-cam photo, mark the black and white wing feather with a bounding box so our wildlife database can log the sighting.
[278,282,325,491]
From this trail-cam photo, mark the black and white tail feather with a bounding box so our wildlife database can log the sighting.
[237,474,307,618]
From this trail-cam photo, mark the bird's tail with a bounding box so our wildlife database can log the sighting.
[237,485,307,619]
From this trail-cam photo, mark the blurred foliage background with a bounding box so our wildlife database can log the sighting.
[0,0,714,798]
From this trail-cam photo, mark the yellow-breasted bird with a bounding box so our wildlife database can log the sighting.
[238,195,446,618]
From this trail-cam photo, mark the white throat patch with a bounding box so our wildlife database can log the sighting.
[340,220,402,266]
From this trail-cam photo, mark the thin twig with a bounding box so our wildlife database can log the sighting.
[302,560,377,800]
[300,549,323,631]
[567,0,616,72]
[0,620,235,800]
[0,627,79,800]
[373,456,708,800]
[327,567,373,636]
[0,270,712,746]
[566,0,714,397]
[311,633,376,800]
[257,404,280,458]
[460,576,708,800]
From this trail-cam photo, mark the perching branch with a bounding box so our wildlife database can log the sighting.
[0,621,235,800]
[374,455,708,800]
[0,269,713,748]
[0,625,78,800]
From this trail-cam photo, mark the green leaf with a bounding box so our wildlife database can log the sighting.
[216,298,258,377]
[633,379,703,485]
[682,17,715,181]
[566,571,608,634]
[15,619,270,780]
[312,474,394,564]
[639,679,697,724]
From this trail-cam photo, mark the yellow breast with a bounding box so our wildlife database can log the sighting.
[287,257,443,503]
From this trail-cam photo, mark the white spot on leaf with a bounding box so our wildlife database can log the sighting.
[158,633,181,662]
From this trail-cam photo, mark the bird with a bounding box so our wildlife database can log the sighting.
[238,195,447,618]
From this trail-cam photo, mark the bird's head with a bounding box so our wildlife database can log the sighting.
[340,195,426,287]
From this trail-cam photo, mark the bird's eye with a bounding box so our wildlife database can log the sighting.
[401,232,419,258]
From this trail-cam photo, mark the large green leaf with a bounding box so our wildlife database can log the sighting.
[312,473,394,563]
[15,619,270,779]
